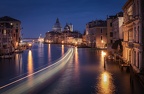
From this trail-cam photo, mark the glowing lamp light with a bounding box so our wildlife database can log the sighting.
[101,51,106,56]
[29,43,32,47]
[101,40,104,43]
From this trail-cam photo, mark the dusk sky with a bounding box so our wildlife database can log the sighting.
[0,0,126,38]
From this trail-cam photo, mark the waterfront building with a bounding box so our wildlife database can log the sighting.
[107,16,116,48]
[44,31,62,43]
[110,12,124,56]
[82,30,87,45]
[85,20,107,48]
[112,12,123,42]
[0,16,21,54]
[38,34,44,43]
[59,31,82,44]
[122,0,144,72]
[44,18,82,45]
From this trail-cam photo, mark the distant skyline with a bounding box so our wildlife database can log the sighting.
[0,0,126,38]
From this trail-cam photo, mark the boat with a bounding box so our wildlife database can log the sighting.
[0,54,14,59]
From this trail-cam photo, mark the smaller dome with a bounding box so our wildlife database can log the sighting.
[64,24,70,31]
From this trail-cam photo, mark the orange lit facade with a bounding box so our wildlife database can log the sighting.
[107,16,115,48]
[85,20,107,48]
[0,16,21,54]
[122,0,144,72]
[44,18,82,45]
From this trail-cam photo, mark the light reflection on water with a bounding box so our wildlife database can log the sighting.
[27,50,34,85]
[95,50,116,94]
[28,50,34,74]
[96,71,116,94]
[0,46,131,94]
[48,44,51,63]
[38,43,44,66]
[15,54,23,74]
[61,45,64,56]
[74,47,80,81]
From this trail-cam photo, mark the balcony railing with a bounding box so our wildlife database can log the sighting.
[128,42,134,48]
[124,15,134,24]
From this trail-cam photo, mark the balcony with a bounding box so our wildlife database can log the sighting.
[128,42,134,48]
[124,15,134,24]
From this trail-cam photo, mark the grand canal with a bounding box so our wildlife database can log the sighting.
[0,43,131,94]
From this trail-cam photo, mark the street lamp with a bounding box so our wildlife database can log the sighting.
[102,51,106,69]
[62,41,64,44]
[75,42,77,46]
[28,43,32,50]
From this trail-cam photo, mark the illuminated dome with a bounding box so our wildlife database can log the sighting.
[64,23,70,31]
[52,18,62,32]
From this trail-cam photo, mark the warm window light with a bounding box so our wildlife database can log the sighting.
[4,30,6,35]
[101,40,104,43]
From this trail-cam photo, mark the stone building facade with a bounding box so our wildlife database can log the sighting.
[85,20,107,48]
[0,16,21,54]
[122,0,144,72]
[44,18,82,45]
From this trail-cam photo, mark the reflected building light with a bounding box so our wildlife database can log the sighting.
[28,50,33,74]
[15,54,23,74]
[103,72,108,82]
[74,47,79,80]
[75,47,78,63]
[38,43,44,57]
[28,50,34,85]
[96,72,115,94]
[48,44,51,63]
[62,45,64,56]
[15,54,19,74]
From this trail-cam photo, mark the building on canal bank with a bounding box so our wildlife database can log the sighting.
[85,20,107,48]
[107,16,116,49]
[107,12,124,54]
[122,0,144,73]
[106,12,124,58]
[0,16,21,55]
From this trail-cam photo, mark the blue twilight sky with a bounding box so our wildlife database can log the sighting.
[0,0,126,38]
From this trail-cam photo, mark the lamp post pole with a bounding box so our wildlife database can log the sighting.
[104,56,106,69]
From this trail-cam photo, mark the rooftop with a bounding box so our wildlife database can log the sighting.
[0,16,20,22]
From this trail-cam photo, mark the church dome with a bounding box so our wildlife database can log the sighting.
[64,24,70,31]
[52,18,62,32]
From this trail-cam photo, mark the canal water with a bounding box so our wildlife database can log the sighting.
[39,46,131,94]
[0,44,131,94]
[0,43,68,87]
